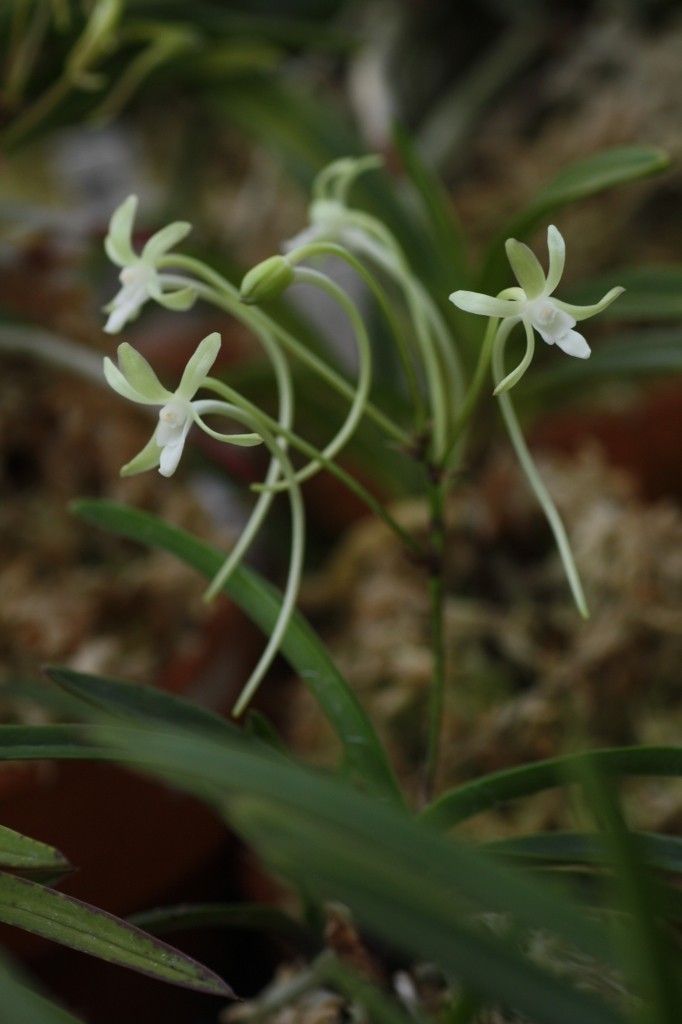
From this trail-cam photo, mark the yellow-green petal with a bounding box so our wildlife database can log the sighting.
[505,238,546,299]
[118,343,172,403]
[177,332,221,400]
[105,195,138,267]
[121,434,162,476]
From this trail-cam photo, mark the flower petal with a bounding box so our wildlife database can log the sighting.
[449,290,521,319]
[153,284,197,311]
[192,403,263,446]
[159,440,185,477]
[527,299,575,345]
[493,319,535,395]
[118,343,172,403]
[120,434,162,476]
[177,332,221,400]
[544,225,566,295]
[158,414,193,478]
[552,286,625,322]
[105,195,138,267]
[505,238,546,299]
[142,221,192,263]
[554,329,591,359]
[103,356,157,405]
[103,283,147,334]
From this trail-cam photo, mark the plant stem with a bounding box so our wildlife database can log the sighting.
[160,254,410,445]
[289,240,426,426]
[421,472,447,805]
[492,325,589,618]
[203,376,424,558]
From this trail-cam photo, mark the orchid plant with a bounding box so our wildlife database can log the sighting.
[4,140,682,1024]
[99,156,623,752]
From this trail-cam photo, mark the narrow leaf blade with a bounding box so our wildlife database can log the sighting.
[0,873,233,998]
[0,826,70,877]
[73,499,402,804]
[481,146,670,292]
[421,746,682,829]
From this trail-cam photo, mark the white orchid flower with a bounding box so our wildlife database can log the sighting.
[103,331,261,477]
[103,195,197,334]
[450,225,624,359]
[283,156,389,259]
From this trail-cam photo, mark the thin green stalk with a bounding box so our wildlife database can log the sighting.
[288,240,425,424]
[202,376,424,558]
[191,399,305,717]
[203,324,293,601]
[421,474,447,805]
[160,254,409,445]
[268,264,371,489]
[349,225,451,461]
[492,325,589,618]
[493,319,535,395]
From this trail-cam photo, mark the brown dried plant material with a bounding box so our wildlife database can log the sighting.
[290,448,682,830]
[0,357,236,722]
[456,15,682,265]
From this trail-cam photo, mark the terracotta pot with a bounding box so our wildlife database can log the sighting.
[0,598,260,959]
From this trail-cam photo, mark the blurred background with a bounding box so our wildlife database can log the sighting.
[1,1,681,1020]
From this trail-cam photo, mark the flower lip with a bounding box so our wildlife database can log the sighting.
[156,397,192,446]
[120,261,156,287]
[525,297,576,345]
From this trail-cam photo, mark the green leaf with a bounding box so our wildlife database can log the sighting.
[0,872,233,998]
[0,724,106,762]
[576,757,681,1024]
[96,723,625,1024]
[421,746,682,829]
[0,951,85,1024]
[485,831,682,874]
[0,826,71,880]
[527,328,682,395]
[73,499,402,805]
[564,266,682,321]
[46,666,235,736]
[481,146,670,292]
[130,902,314,950]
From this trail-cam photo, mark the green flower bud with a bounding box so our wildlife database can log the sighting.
[240,255,294,305]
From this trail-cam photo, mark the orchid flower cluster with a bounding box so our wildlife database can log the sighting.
[100,156,623,718]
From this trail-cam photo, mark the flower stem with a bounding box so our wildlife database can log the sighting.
[275,264,372,489]
[159,254,409,445]
[203,377,424,558]
[288,240,425,426]
[492,325,589,618]
[192,398,305,716]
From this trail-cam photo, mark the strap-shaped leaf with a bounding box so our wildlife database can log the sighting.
[564,266,682,321]
[485,831,682,874]
[0,724,106,762]
[0,873,233,998]
[130,902,314,951]
[527,327,682,394]
[0,826,70,879]
[421,746,682,829]
[0,951,84,1024]
[73,499,402,805]
[94,723,626,1024]
[481,146,670,292]
[46,666,235,736]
